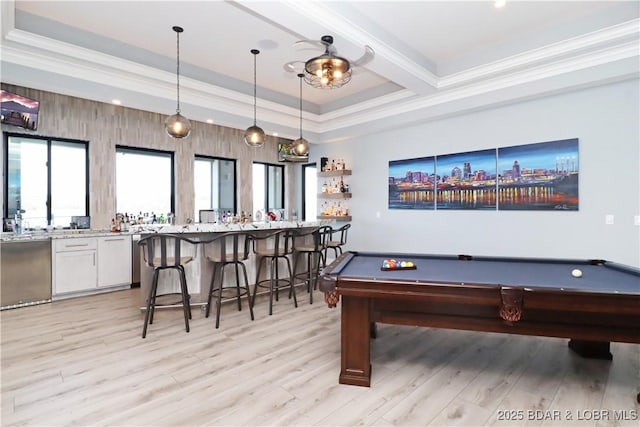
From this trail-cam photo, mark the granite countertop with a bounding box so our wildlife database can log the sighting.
[0,221,330,242]
[0,229,128,242]
[132,220,328,235]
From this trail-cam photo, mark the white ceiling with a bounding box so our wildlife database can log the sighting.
[1,0,638,144]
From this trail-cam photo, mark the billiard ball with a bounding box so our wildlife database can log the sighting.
[571,269,583,278]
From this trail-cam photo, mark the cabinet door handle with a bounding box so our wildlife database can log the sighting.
[65,243,90,248]
[93,252,96,266]
[104,238,125,242]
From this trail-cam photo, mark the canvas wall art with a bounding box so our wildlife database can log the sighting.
[435,149,497,210]
[497,138,579,210]
[388,157,435,209]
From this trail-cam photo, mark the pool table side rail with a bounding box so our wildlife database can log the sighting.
[320,252,640,345]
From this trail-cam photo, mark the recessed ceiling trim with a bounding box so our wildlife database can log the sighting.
[283,0,440,86]
[316,89,416,122]
[315,46,640,135]
[241,0,439,95]
[441,18,640,88]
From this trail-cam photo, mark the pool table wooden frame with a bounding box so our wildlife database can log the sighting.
[318,252,640,387]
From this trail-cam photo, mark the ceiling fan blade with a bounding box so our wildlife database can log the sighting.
[283,61,305,73]
[352,45,375,67]
[293,39,327,51]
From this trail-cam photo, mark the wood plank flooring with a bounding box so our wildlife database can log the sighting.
[1,287,638,426]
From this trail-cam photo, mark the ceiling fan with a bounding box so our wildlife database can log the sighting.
[284,35,374,89]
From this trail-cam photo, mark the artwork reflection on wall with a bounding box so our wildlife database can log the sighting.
[388,157,435,209]
[436,149,497,210]
[497,138,579,210]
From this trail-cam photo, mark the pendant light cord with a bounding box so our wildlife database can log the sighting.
[175,27,181,114]
[299,75,303,138]
[253,51,258,126]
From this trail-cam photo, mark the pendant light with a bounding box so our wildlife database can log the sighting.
[291,73,309,157]
[165,26,191,139]
[244,49,265,147]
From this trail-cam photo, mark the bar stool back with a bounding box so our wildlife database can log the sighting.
[251,229,297,315]
[138,234,198,338]
[291,225,332,304]
[203,231,255,328]
[324,223,351,265]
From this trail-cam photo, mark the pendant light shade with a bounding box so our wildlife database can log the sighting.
[165,26,191,139]
[292,73,309,156]
[244,49,265,147]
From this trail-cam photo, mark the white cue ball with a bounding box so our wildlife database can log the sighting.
[571,269,583,278]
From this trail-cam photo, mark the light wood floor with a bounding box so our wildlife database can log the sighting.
[1,287,638,427]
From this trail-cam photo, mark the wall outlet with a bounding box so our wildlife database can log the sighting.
[605,214,614,225]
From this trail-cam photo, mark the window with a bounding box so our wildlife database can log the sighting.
[194,156,236,220]
[116,146,174,220]
[4,134,88,229]
[252,162,284,215]
[302,163,317,221]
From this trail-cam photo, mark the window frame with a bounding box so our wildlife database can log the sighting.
[302,162,317,221]
[3,132,89,227]
[252,161,285,213]
[194,154,237,217]
[115,145,175,216]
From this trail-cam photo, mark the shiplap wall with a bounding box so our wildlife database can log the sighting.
[1,84,297,229]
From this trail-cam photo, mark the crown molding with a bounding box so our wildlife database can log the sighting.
[441,18,640,88]
[2,1,638,144]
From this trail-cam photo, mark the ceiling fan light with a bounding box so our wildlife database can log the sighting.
[304,49,352,89]
[165,113,191,138]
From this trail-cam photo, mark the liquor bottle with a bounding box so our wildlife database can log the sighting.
[340,177,345,193]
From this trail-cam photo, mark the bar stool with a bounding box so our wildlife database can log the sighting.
[324,223,351,266]
[138,234,198,338]
[203,231,255,328]
[251,229,297,315]
[291,226,331,304]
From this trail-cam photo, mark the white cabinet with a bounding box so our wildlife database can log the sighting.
[53,238,97,295]
[52,235,132,297]
[97,236,132,288]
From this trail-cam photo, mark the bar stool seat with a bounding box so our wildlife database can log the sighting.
[203,231,255,328]
[291,226,331,304]
[251,229,297,315]
[138,234,198,338]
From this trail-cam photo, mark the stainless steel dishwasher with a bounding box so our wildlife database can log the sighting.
[1,238,52,309]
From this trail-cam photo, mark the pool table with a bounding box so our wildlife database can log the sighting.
[318,252,640,387]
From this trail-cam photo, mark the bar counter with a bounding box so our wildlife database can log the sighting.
[136,221,329,308]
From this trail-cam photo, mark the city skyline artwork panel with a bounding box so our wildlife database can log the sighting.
[388,157,435,209]
[435,149,497,210]
[497,138,579,210]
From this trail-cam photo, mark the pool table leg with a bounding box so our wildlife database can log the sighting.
[339,295,371,387]
[568,339,612,360]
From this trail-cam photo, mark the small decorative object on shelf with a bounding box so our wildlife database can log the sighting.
[318,159,352,221]
[321,157,348,172]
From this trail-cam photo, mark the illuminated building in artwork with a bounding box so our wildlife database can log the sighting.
[463,162,472,179]
[512,160,521,179]
[451,166,462,180]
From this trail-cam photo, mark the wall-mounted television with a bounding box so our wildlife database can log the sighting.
[1,90,39,131]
